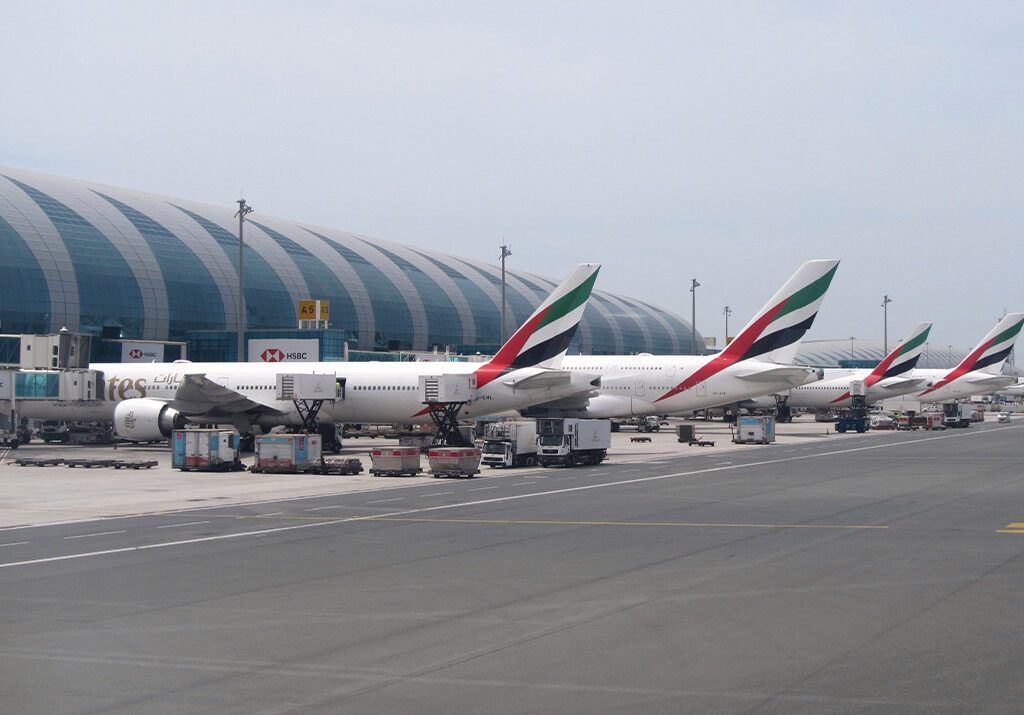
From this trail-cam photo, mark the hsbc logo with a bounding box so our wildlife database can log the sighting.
[129,348,143,359]
[250,339,317,363]
[260,349,310,362]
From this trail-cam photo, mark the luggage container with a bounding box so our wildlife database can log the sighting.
[253,433,321,473]
[172,429,242,471]
[369,446,422,476]
[733,416,776,444]
[428,447,482,478]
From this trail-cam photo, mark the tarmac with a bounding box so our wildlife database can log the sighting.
[0,416,844,528]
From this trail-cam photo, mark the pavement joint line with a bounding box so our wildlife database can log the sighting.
[0,426,1006,569]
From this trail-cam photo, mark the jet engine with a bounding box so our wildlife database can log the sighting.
[113,398,186,441]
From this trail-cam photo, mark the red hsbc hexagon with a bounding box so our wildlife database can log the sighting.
[129,348,143,359]
[261,348,284,362]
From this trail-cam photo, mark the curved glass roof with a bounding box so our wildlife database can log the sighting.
[0,166,701,355]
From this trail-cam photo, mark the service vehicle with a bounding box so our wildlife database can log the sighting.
[481,420,538,468]
[536,418,610,467]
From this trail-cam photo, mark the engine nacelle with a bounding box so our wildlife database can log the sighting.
[113,398,185,441]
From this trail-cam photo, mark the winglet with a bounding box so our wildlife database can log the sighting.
[474,263,600,389]
[919,312,1024,396]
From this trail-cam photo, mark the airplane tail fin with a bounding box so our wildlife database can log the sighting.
[724,259,840,365]
[474,263,600,388]
[867,322,933,382]
[953,312,1024,376]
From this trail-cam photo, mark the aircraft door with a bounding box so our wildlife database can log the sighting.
[635,380,645,397]
[696,381,707,398]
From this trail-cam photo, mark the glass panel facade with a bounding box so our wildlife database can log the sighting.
[96,192,225,340]
[0,213,49,334]
[0,167,700,360]
[176,207,295,331]
[8,178,144,337]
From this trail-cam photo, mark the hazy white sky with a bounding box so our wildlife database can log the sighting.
[3,1,1021,350]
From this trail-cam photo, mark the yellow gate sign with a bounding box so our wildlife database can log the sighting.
[298,300,329,321]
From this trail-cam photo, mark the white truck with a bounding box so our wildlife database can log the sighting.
[481,421,538,468]
[536,418,611,467]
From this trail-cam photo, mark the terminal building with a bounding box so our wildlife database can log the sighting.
[0,166,701,364]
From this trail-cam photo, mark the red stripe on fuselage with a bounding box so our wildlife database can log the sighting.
[654,299,786,403]
[918,335,996,396]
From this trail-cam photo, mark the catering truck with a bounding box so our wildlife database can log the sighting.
[481,420,538,468]
[536,418,611,467]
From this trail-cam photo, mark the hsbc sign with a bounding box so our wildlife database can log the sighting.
[249,339,319,363]
[121,342,165,363]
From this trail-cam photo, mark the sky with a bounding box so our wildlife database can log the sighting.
[2,1,1021,352]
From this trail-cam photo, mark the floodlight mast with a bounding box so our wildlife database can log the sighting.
[236,198,253,362]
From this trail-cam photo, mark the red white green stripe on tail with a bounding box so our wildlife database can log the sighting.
[919,312,1024,397]
[474,263,600,389]
[829,321,932,404]
[655,259,839,403]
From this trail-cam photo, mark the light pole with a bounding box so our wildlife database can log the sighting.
[235,198,253,362]
[723,305,732,348]
[882,294,892,353]
[499,244,512,344]
[690,278,700,354]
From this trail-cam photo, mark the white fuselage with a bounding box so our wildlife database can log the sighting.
[558,355,820,418]
[745,368,927,410]
[15,361,595,427]
[905,368,1017,404]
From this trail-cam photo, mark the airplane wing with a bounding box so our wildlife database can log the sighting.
[874,376,928,391]
[733,365,820,386]
[171,374,289,420]
[501,368,600,392]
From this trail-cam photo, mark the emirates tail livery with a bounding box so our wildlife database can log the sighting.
[747,321,933,411]
[528,259,840,418]
[22,264,603,441]
[909,312,1024,403]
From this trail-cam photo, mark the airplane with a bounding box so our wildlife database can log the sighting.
[905,312,1024,404]
[522,259,840,419]
[18,263,604,443]
[742,321,933,415]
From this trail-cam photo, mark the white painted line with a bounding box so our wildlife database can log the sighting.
[366,498,402,504]
[469,486,500,491]
[421,492,453,498]
[304,504,349,512]
[262,512,284,516]
[63,530,127,540]
[0,427,1005,570]
[715,461,733,465]
[156,521,211,530]
[0,541,29,548]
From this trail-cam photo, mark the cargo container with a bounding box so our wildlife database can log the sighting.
[253,433,321,473]
[369,446,422,476]
[733,416,776,444]
[427,447,482,477]
[172,429,243,471]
